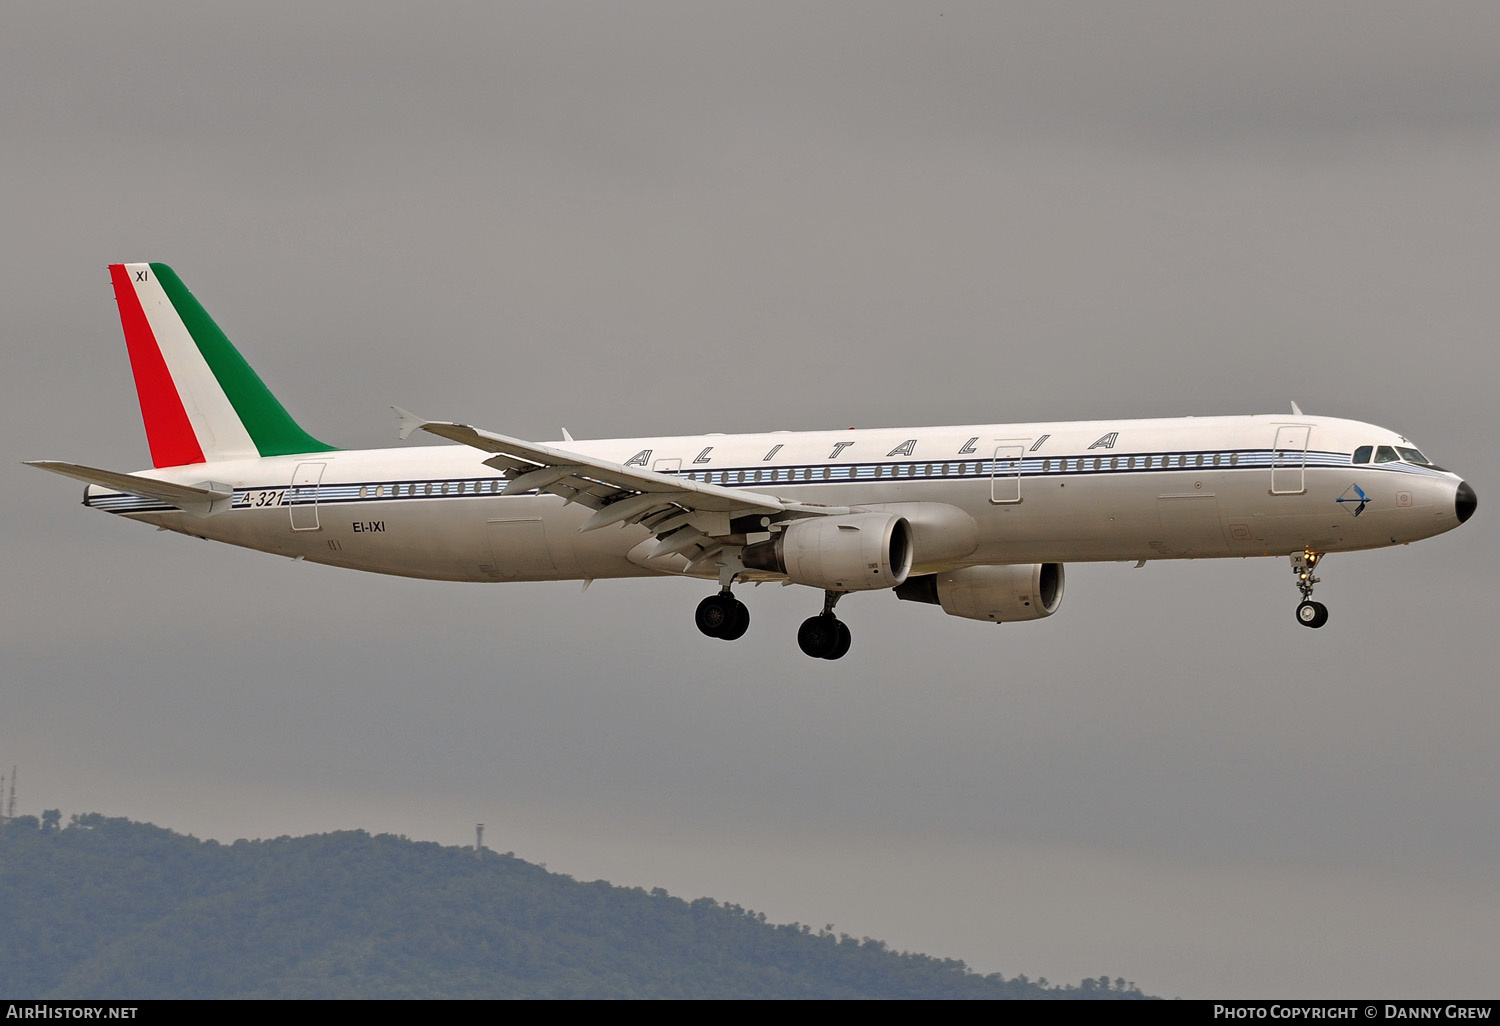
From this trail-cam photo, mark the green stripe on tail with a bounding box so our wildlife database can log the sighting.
[151,263,337,457]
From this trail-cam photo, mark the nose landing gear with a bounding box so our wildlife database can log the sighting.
[1291,550,1329,629]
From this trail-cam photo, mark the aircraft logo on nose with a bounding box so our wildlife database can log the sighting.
[1336,483,1371,517]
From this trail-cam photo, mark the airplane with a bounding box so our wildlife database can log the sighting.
[28,263,1477,659]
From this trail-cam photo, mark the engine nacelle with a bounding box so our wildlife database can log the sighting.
[894,563,1065,622]
[743,513,914,591]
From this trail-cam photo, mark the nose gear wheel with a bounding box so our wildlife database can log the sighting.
[1290,551,1330,629]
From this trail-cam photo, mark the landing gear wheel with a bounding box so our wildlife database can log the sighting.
[1289,551,1329,630]
[697,594,749,640]
[798,614,845,659]
[719,599,750,641]
[824,619,852,660]
[1295,600,1329,629]
[696,594,735,638]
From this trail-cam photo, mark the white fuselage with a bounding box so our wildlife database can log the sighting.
[86,414,1468,584]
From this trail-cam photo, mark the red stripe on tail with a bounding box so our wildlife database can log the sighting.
[110,264,205,467]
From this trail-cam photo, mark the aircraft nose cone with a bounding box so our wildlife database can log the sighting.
[1456,480,1477,524]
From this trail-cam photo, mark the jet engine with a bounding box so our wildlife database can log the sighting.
[743,513,913,591]
[894,563,1065,622]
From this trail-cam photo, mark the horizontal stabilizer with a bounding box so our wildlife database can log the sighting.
[25,461,234,517]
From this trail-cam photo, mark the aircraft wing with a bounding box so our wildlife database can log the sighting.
[395,410,845,546]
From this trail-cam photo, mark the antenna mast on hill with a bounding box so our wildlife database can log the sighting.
[6,766,15,822]
[0,769,6,824]
[475,823,484,858]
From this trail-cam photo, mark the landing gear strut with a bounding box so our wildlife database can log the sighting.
[1291,550,1329,629]
[798,591,852,660]
[696,589,750,641]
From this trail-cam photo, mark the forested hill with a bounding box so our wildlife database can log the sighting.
[0,813,1151,999]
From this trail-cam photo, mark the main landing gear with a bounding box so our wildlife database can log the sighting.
[696,590,750,641]
[1291,550,1329,629]
[695,587,852,659]
[797,591,852,660]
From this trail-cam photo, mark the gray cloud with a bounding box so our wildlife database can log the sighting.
[3,1,1497,998]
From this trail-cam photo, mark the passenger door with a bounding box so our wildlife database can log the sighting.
[289,462,326,531]
[1271,426,1311,495]
[989,442,1026,504]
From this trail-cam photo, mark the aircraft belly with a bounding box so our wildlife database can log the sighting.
[145,495,645,583]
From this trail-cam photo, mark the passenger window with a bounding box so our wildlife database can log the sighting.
[1229,453,1238,466]
[1352,446,1372,464]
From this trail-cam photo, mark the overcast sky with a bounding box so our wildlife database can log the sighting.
[4,2,1497,999]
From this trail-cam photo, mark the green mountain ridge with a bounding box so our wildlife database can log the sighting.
[0,813,1151,999]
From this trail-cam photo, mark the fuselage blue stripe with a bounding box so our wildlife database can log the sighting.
[90,448,1439,516]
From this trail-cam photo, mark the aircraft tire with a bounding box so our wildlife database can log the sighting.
[823,619,852,660]
[1296,600,1329,629]
[696,594,735,638]
[798,614,841,658]
[718,599,750,641]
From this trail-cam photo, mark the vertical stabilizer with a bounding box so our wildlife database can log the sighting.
[110,263,336,467]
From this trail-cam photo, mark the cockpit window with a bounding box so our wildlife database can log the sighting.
[1374,445,1400,463]
[1395,447,1430,465]
[1352,445,1372,464]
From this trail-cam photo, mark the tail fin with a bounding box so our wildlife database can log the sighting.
[110,263,336,467]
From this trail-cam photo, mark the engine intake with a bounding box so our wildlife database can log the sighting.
[895,563,1065,622]
[743,513,913,591]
